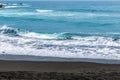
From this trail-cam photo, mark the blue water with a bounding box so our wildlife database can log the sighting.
[0,1,120,60]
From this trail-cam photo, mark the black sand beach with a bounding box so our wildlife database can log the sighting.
[0,60,120,80]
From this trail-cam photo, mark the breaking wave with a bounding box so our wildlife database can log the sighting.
[0,25,19,36]
[5,5,29,8]
[0,25,120,60]
[36,9,54,13]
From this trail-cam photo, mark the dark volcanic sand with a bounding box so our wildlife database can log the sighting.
[0,60,120,80]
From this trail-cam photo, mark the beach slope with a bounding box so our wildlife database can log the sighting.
[0,60,120,80]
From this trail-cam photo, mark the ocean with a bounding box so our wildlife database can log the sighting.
[0,1,120,62]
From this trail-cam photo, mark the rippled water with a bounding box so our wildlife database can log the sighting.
[0,1,120,60]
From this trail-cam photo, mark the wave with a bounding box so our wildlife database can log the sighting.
[0,25,120,40]
[0,25,120,60]
[5,6,29,8]
[36,9,54,13]
[35,9,120,18]
[5,6,21,8]
[0,25,19,36]
[0,8,120,20]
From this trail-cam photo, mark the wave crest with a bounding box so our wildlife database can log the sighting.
[0,25,120,40]
[36,9,54,13]
[0,25,19,36]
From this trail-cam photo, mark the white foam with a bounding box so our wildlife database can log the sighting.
[0,26,120,60]
[5,6,19,8]
[5,5,29,8]
[36,9,54,13]
[0,33,120,60]
[21,32,58,39]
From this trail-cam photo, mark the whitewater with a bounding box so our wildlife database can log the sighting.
[0,25,120,60]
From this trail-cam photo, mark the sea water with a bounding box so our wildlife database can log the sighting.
[0,1,120,61]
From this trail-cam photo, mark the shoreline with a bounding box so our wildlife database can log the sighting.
[0,54,120,64]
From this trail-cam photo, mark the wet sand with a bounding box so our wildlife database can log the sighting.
[0,60,120,80]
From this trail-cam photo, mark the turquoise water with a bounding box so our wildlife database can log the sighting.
[0,1,120,60]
